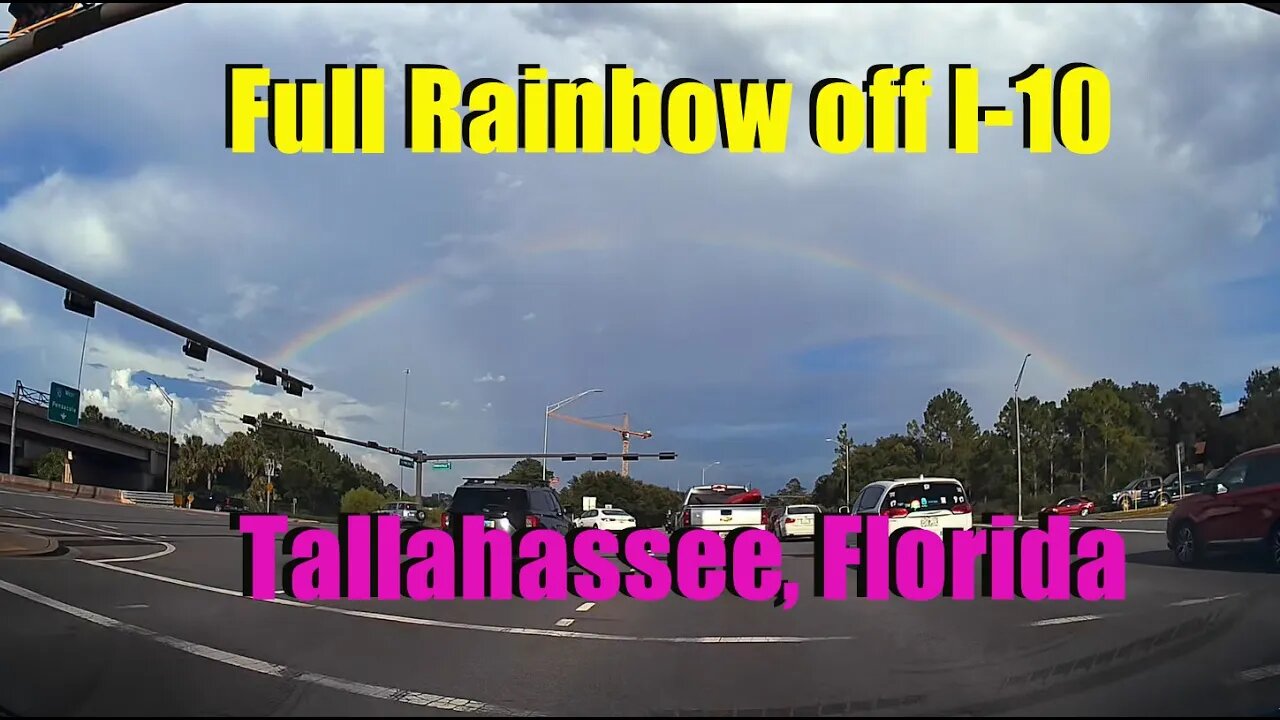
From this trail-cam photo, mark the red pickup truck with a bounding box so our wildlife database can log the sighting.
[1167,443,1280,569]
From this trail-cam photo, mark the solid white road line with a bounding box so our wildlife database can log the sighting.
[554,618,575,627]
[1239,663,1280,683]
[575,602,595,612]
[1168,594,1238,607]
[0,578,540,716]
[1026,615,1105,627]
[75,560,853,644]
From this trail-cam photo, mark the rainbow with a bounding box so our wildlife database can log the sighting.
[272,235,1089,388]
[270,274,432,367]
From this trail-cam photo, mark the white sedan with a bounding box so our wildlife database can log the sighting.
[574,508,637,531]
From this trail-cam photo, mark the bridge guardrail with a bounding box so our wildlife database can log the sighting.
[121,490,179,507]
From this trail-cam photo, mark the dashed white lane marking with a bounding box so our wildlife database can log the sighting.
[0,578,540,716]
[1239,663,1280,683]
[575,602,595,613]
[1026,615,1105,627]
[1169,594,1238,607]
[554,618,575,627]
[118,603,149,609]
[76,561,852,644]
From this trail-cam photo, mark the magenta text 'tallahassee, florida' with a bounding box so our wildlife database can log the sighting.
[233,514,1125,607]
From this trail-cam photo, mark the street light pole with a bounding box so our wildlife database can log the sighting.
[1014,353,1031,521]
[543,389,604,484]
[400,368,410,500]
[701,461,720,485]
[147,377,173,494]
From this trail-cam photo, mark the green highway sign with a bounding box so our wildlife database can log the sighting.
[48,382,80,428]
[398,458,414,469]
[431,461,452,470]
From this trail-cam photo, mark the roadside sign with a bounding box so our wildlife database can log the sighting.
[431,461,452,470]
[399,458,414,469]
[48,382,80,427]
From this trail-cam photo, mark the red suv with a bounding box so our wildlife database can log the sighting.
[1166,443,1280,570]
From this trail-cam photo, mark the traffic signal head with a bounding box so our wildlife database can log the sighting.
[183,340,208,362]
[63,289,95,318]
[255,368,277,386]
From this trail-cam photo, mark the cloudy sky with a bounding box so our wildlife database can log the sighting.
[0,3,1277,494]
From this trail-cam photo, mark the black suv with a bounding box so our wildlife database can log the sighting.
[190,490,246,512]
[441,480,571,535]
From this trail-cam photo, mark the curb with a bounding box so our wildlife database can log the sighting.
[0,532,61,558]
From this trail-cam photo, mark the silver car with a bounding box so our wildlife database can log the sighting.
[380,501,424,526]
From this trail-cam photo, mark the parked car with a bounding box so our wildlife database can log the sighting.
[1040,496,1097,517]
[1155,470,1207,506]
[1111,476,1162,511]
[1167,444,1280,569]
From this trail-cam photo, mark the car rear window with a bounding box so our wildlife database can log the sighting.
[687,487,749,505]
[449,488,529,514]
[885,482,965,512]
[789,505,820,514]
[602,509,630,516]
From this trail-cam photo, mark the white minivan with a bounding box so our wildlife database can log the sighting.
[851,477,973,535]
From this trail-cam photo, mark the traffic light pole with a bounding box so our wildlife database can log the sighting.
[415,460,423,509]
[242,415,678,507]
[1,3,183,73]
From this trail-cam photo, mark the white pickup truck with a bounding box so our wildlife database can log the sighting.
[672,484,768,538]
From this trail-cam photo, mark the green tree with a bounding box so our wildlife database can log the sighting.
[340,486,386,514]
[35,449,66,482]
[558,470,680,528]
[500,458,550,485]
[907,389,980,478]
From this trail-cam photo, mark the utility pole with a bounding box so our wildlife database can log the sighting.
[7,380,19,475]
[701,461,720,485]
[147,378,173,494]
[1014,353,1031,521]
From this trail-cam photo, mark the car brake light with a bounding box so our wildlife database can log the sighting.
[682,510,691,526]
[441,513,450,530]
[785,517,795,524]
[526,515,540,528]
[881,507,909,519]
[761,509,769,525]
[952,502,972,515]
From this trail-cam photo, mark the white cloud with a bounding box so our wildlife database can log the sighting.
[473,373,507,384]
[1,3,1276,493]
[482,402,493,412]
[0,297,26,326]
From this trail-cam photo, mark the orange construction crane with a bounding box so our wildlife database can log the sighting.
[547,412,652,477]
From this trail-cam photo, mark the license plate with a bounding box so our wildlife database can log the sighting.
[800,517,812,524]
[920,517,939,528]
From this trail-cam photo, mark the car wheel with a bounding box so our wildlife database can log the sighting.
[1173,522,1201,566]
[1080,508,1089,517]
[1158,494,1169,507]
[1267,524,1280,573]
[214,503,222,512]
[1121,497,1131,512]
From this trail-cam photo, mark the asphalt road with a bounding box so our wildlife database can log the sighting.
[1,488,1279,717]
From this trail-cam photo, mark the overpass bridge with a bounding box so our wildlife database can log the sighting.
[0,391,170,491]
